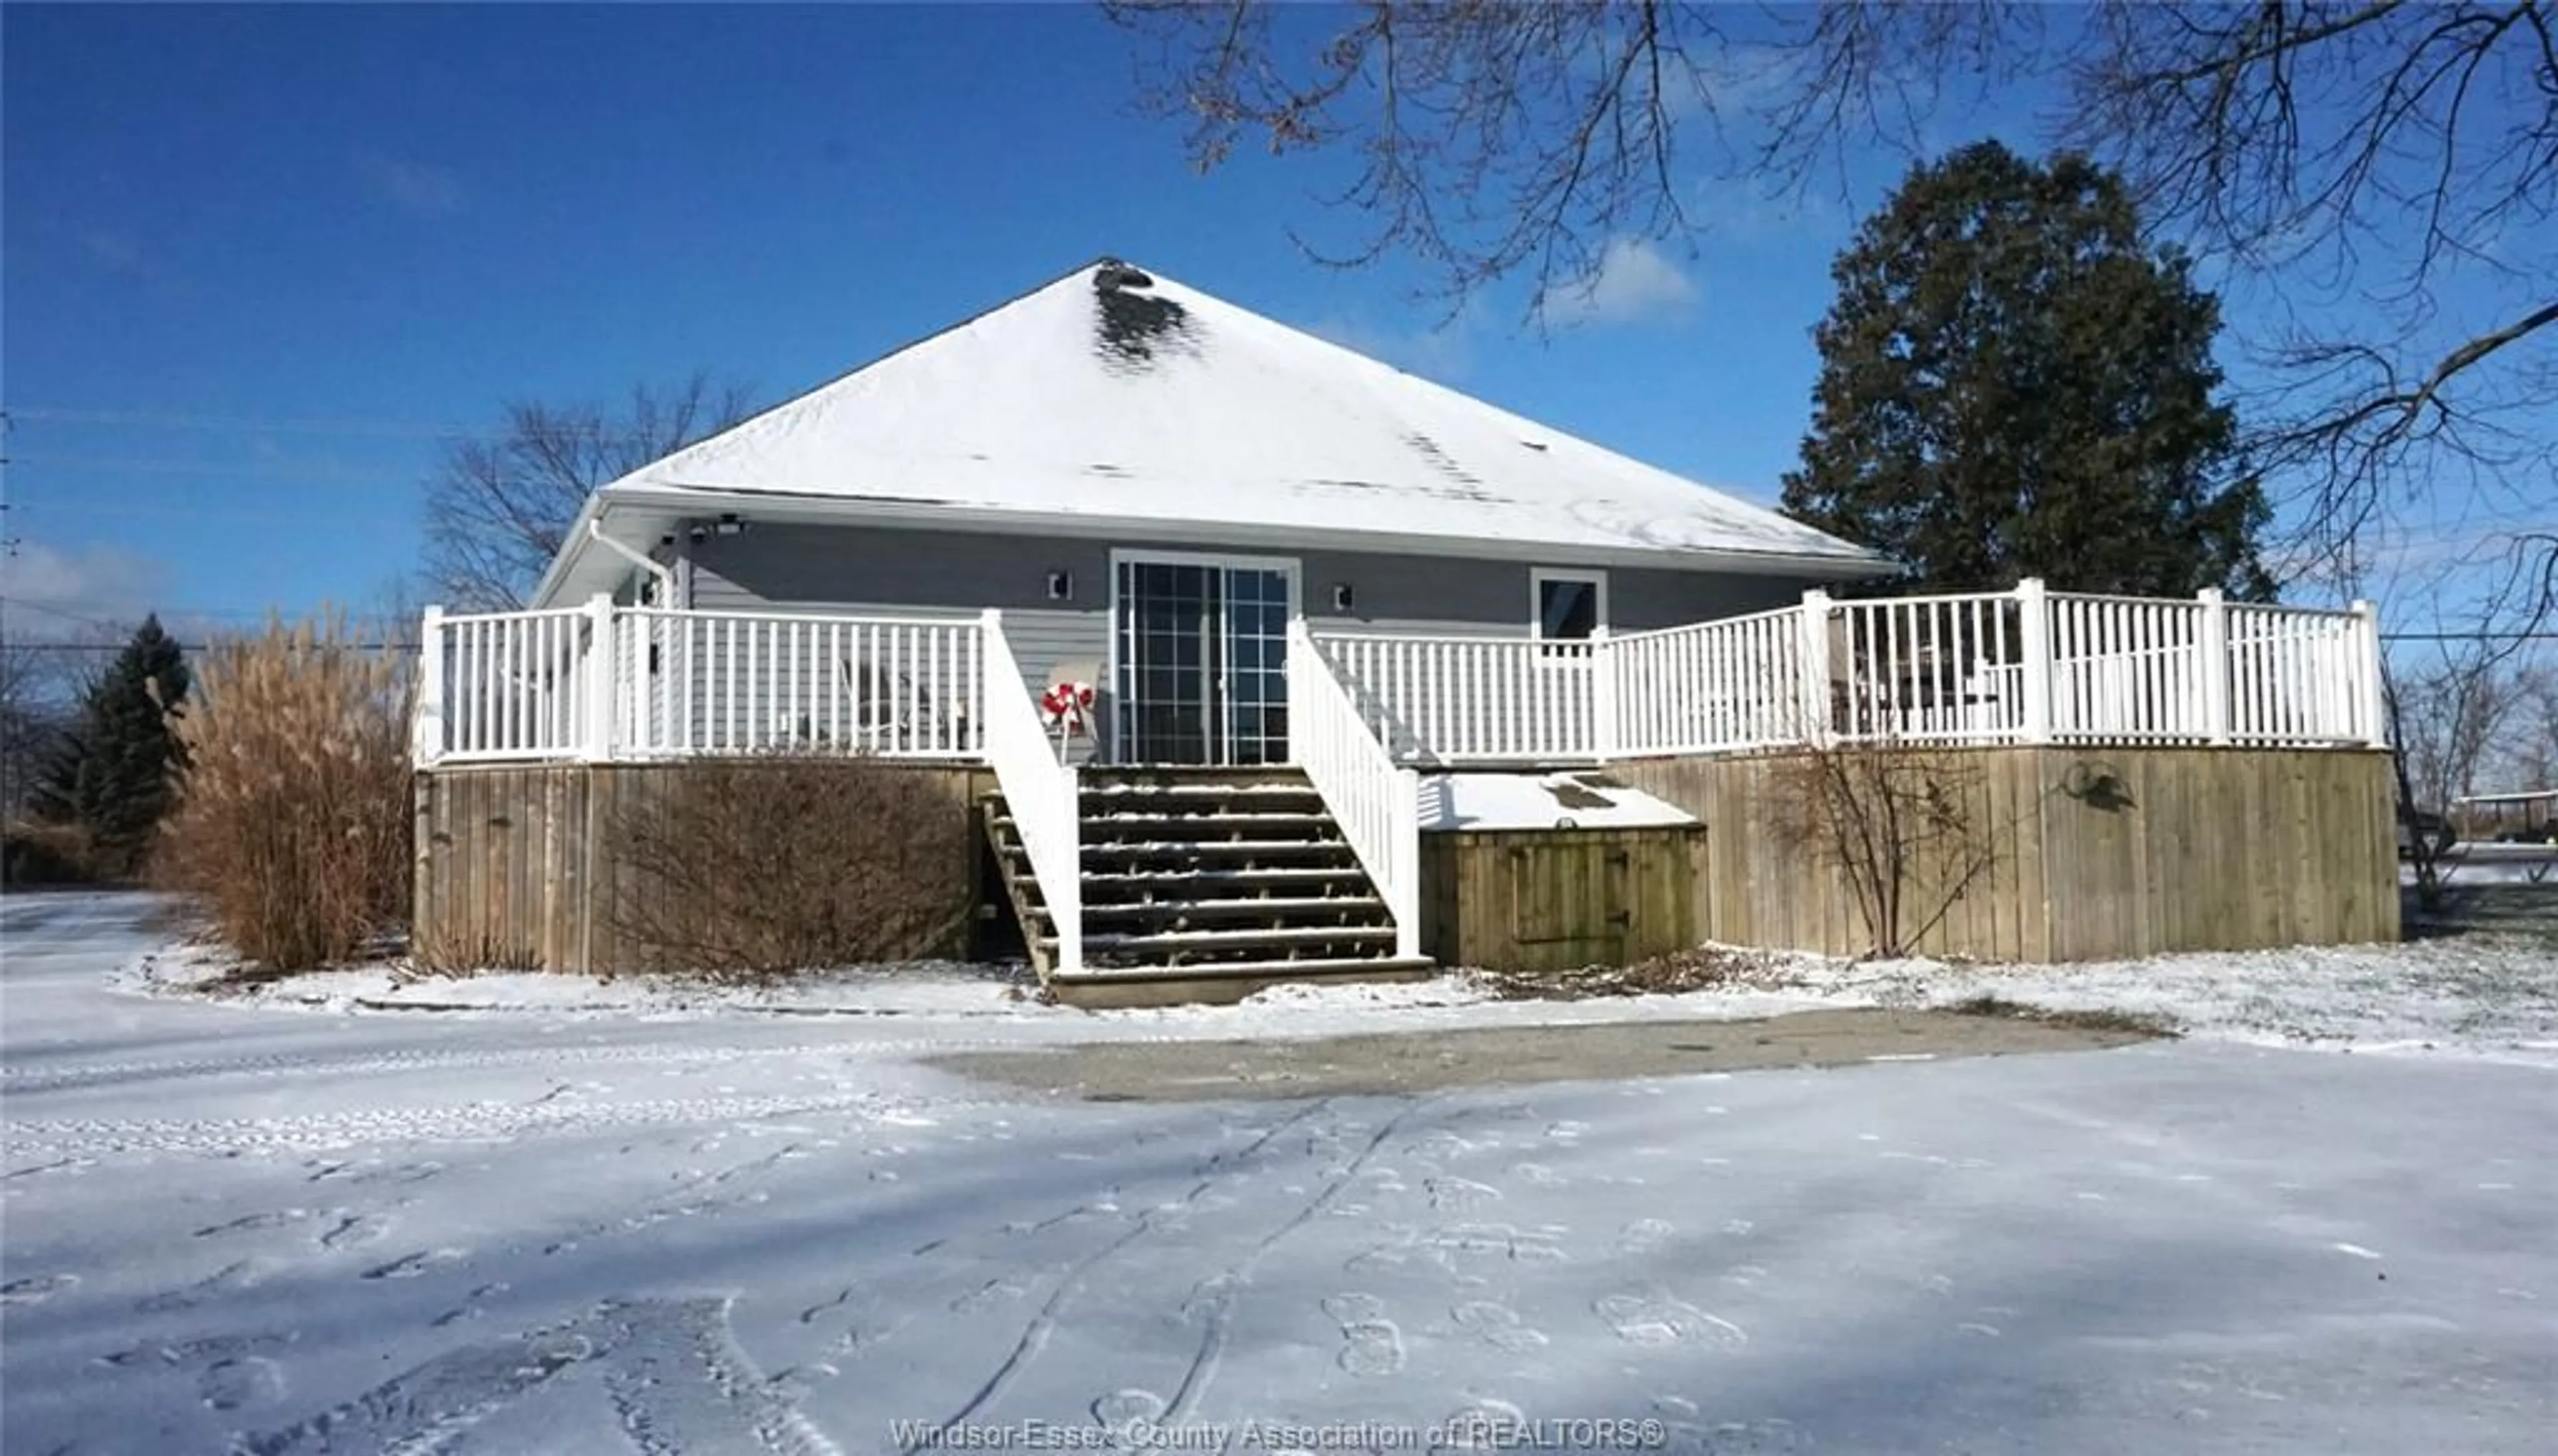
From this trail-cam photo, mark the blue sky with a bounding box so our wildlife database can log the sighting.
[1,3,2529,648]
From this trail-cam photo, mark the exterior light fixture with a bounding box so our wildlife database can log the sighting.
[1332,583,1355,612]
[1047,569,1073,601]
[714,512,745,536]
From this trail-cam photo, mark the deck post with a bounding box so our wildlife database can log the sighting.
[979,608,1001,757]
[2015,577,2054,745]
[2196,587,2232,745]
[413,606,446,767]
[582,594,617,762]
[1589,625,1618,761]
[2351,599,2389,747]
[1392,766,1423,958]
[1795,589,1833,745]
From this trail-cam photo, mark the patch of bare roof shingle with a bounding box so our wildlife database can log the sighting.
[1092,261,1201,373]
[1400,431,1492,499]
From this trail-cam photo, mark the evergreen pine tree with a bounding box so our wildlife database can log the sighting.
[33,615,191,875]
[1782,142,2275,600]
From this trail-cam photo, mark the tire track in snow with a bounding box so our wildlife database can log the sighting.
[0,1038,949,1094]
[1160,1098,1430,1423]
[905,1100,1370,1453]
[9,1090,935,1158]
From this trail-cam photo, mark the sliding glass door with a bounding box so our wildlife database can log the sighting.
[1112,554,1294,765]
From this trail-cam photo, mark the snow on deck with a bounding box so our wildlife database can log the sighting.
[606,261,1877,568]
[1421,771,1696,832]
[5,893,2553,1453]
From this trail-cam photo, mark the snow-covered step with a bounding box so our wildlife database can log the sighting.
[1068,923,1399,955]
[1054,954,1438,984]
[1080,865,1368,889]
[1082,896,1388,923]
[1080,779,1323,799]
[1080,838,1356,861]
[1081,811,1337,834]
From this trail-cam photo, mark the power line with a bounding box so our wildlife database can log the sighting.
[3,641,422,653]
[9,406,466,441]
[2381,630,2558,642]
[11,455,422,485]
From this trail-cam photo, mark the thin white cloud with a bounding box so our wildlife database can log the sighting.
[1545,236,1701,326]
[358,151,466,216]
[77,229,146,274]
[1304,304,1482,382]
[1,542,177,639]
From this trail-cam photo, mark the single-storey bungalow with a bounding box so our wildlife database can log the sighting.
[413,259,2399,1003]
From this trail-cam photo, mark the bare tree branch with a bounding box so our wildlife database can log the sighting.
[1106,1,2558,615]
[421,372,757,610]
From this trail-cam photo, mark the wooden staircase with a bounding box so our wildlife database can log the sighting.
[985,766,1434,1002]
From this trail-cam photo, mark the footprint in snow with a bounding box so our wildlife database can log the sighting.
[1450,1299,1549,1352]
[1653,1417,1811,1454]
[193,1210,309,1239]
[1321,1293,1406,1377]
[950,1278,1027,1313]
[2,1273,77,1305]
[1425,1176,1501,1213]
[360,1248,466,1281]
[1618,1218,1676,1254]
[1510,1162,1565,1188]
[199,1355,286,1411]
[432,1283,512,1328]
[1594,1292,1747,1350]
[1092,1388,1167,1438]
[316,1213,386,1248]
[136,1260,266,1313]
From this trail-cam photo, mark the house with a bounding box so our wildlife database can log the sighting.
[413,258,2401,1003]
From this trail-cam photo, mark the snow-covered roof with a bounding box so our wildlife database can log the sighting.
[544,259,1877,603]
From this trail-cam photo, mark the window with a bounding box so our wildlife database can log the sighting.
[1531,568,1606,641]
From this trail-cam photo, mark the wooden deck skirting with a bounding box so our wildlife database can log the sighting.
[418,745,2398,982]
[412,762,990,976]
[1612,745,2399,962]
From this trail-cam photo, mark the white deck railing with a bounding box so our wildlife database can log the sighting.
[416,599,985,765]
[1288,621,1422,958]
[1314,580,2386,761]
[616,607,982,758]
[418,582,2387,773]
[417,603,608,763]
[979,610,1080,976]
[1611,604,1807,756]
[1314,633,1602,762]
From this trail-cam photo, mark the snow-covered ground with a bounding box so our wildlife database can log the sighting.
[6,893,2554,1453]
[117,905,2558,1066]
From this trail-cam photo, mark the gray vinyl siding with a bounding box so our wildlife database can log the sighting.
[691,524,1808,635]
[681,523,1824,759]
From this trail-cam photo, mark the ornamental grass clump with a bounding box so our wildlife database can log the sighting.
[159,613,414,971]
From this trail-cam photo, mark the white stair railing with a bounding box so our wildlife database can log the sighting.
[979,610,1082,976]
[1288,619,1422,958]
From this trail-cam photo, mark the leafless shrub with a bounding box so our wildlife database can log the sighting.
[1769,739,2000,960]
[1476,943,1798,1001]
[157,613,414,971]
[606,755,971,982]
[1945,992,2176,1039]
[2,819,99,887]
